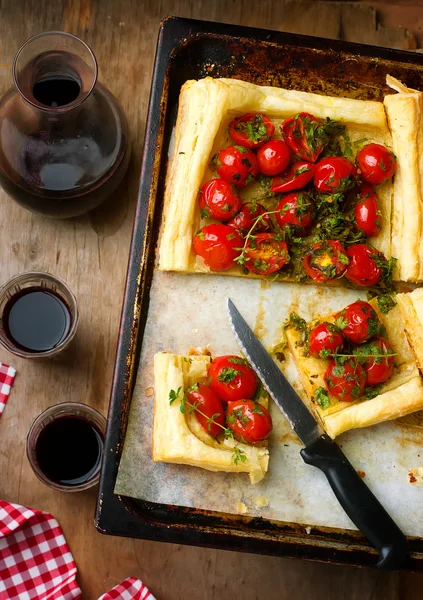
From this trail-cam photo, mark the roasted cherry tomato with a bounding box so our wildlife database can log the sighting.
[281,112,335,163]
[226,399,273,443]
[198,178,242,221]
[192,224,243,271]
[216,145,258,188]
[335,301,380,344]
[344,244,384,287]
[302,240,349,281]
[313,157,357,193]
[353,337,395,385]
[271,161,315,193]
[256,139,291,176]
[244,233,289,275]
[228,113,275,149]
[309,322,345,359]
[354,183,382,237]
[275,192,314,236]
[356,143,396,185]
[228,202,270,233]
[208,355,258,403]
[186,384,225,438]
[324,358,367,402]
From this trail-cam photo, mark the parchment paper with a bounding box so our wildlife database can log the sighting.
[115,271,423,536]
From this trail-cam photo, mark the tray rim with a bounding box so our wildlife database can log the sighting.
[95,15,423,570]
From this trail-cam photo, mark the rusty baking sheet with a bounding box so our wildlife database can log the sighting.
[95,16,423,569]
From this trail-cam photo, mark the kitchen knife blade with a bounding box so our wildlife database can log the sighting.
[227,297,409,570]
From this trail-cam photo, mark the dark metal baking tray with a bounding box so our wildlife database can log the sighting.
[95,15,423,569]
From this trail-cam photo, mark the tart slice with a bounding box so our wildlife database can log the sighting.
[284,297,423,438]
[153,352,271,484]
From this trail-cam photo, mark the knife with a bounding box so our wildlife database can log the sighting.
[227,298,409,570]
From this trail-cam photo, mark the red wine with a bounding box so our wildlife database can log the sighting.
[35,416,103,486]
[33,76,81,107]
[3,287,71,352]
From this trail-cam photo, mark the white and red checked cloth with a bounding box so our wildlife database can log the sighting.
[0,501,155,600]
[0,362,16,416]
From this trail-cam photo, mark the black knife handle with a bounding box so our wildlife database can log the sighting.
[300,434,408,570]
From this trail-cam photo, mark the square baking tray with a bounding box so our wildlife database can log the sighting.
[95,16,423,569]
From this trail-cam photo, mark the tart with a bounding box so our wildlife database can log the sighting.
[153,352,270,484]
[284,297,423,438]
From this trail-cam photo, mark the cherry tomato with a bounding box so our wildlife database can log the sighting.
[356,143,396,185]
[302,240,349,281]
[324,359,367,402]
[309,322,344,359]
[281,112,333,163]
[208,355,258,403]
[354,183,382,237]
[256,140,291,176]
[275,192,314,236]
[228,202,270,233]
[353,337,395,385]
[313,157,357,193]
[216,145,258,188]
[244,233,289,275]
[228,113,275,149]
[226,399,272,443]
[192,224,243,271]
[344,244,384,287]
[186,384,225,438]
[198,178,242,221]
[335,301,380,344]
[271,161,315,193]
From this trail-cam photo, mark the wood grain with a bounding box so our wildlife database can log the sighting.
[0,1,422,598]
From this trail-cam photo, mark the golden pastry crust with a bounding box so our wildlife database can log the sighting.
[158,77,392,276]
[384,76,423,282]
[397,288,423,372]
[285,298,423,438]
[153,352,269,484]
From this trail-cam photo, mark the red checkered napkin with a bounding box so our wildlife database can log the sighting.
[0,501,155,600]
[0,362,16,416]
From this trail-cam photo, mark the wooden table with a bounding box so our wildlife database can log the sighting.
[1,1,423,598]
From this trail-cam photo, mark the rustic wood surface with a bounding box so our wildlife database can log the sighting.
[1,1,423,598]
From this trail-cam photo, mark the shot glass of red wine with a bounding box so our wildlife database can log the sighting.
[0,271,79,358]
[26,402,106,491]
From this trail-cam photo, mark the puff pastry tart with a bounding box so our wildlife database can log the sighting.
[284,297,423,439]
[153,352,271,484]
[159,77,398,290]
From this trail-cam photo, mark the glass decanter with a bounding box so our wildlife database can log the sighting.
[0,31,130,218]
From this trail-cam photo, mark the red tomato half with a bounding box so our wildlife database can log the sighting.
[335,301,380,344]
[208,355,258,403]
[198,178,242,221]
[302,240,349,281]
[344,244,384,287]
[192,224,243,271]
[309,323,345,359]
[354,183,382,237]
[356,143,396,185]
[256,139,291,176]
[226,399,273,443]
[186,384,225,438]
[324,359,367,402]
[216,145,258,188]
[228,202,270,233]
[354,337,395,385]
[244,233,289,275]
[275,192,314,236]
[313,157,357,193]
[229,113,275,149]
[281,112,332,163]
[271,161,315,193]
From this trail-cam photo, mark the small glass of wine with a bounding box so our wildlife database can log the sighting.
[0,271,78,358]
[27,402,106,492]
